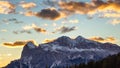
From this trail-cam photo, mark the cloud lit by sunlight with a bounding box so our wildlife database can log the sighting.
[42,38,55,43]
[0,1,15,14]
[19,2,36,9]
[0,29,7,32]
[3,40,35,47]
[89,36,116,43]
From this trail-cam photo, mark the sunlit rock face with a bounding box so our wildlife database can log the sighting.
[5,36,120,68]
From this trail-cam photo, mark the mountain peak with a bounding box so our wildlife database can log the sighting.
[55,36,72,42]
[6,36,120,68]
[57,36,71,40]
[25,41,36,49]
[75,36,85,40]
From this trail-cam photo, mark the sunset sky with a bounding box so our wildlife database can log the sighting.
[0,0,120,67]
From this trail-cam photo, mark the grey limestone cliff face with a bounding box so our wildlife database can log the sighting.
[5,36,120,68]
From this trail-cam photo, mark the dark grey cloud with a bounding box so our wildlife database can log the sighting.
[13,30,31,34]
[53,26,77,34]
[35,8,61,20]
[42,0,58,7]
[2,18,23,24]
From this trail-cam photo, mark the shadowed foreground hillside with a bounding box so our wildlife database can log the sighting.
[69,52,120,68]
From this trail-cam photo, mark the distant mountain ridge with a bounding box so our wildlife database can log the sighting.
[5,36,120,68]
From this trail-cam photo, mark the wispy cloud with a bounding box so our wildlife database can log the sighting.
[62,19,79,24]
[69,19,79,24]
[89,36,116,43]
[24,11,36,16]
[0,1,15,14]
[100,12,120,18]
[53,26,77,34]
[2,18,23,24]
[13,30,31,34]
[23,23,47,33]
[42,38,55,43]
[19,2,36,9]
[0,29,7,32]
[59,0,120,15]
[3,40,34,47]
[110,19,120,25]
[12,23,47,34]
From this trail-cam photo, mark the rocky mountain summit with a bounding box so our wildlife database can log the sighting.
[5,36,120,68]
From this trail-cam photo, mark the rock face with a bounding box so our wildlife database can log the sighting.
[5,36,120,68]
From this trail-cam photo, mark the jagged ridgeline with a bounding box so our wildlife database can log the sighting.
[5,36,120,68]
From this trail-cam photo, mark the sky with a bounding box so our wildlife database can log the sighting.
[0,0,120,67]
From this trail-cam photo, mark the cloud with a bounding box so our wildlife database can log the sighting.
[69,19,79,24]
[23,24,35,30]
[0,29,7,32]
[53,26,77,34]
[52,23,57,27]
[42,0,58,7]
[20,2,36,9]
[34,27,46,33]
[89,36,116,43]
[58,0,120,17]
[0,1,15,14]
[24,11,36,16]
[100,12,120,18]
[33,0,120,20]
[22,23,47,33]
[2,18,23,24]
[13,31,19,34]
[13,30,32,34]
[59,1,96,14]
[35,8,66,20]
[110,19,120,25]
[3,40,34,47]
[22,8,66,20]
[20,30,32,34]
[12,23,47,34]
[42,39,55,43]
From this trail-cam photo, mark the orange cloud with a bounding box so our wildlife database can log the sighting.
[0,1,15,14]
[98,2,120,13]
[3,40,35,47]
[58,0,120,17]
[24,11,36,16]
[22,23,47,33]
[42,39,55,43]
[59,1,97,14]
[34,27,46,33]
[20,2,36,9]
[89,36,116,43]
